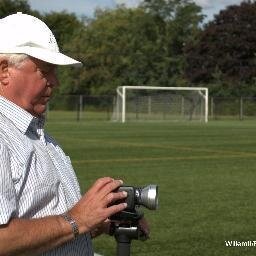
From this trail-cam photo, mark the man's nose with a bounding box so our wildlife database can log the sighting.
[47,74,59,88]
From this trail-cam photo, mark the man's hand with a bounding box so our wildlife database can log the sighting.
[69,177,128,235]
[90,219,111,238]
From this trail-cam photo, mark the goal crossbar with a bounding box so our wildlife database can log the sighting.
[115,86,209,123]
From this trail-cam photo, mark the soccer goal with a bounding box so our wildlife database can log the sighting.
[112,86,208,123]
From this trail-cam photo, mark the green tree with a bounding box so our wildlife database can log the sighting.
[72,1,203,95]
[141,0,203,83]
[70,7,167,95]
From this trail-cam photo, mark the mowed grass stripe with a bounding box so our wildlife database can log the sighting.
[56,136,256,158]
[72,153,256,164]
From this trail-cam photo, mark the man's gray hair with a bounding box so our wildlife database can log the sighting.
[0,53,29,67]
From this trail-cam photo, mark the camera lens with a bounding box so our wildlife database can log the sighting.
[136,185,158,210]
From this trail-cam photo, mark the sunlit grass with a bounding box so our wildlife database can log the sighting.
[46,119,256,256]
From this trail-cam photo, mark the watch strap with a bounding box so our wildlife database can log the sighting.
[61,213,79,239]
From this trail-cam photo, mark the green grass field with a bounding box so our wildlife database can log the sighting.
[46,119,256,256]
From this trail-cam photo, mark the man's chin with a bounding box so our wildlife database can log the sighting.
[31,104,47,117]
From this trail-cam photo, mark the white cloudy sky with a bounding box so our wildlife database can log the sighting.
[28,0,244,21]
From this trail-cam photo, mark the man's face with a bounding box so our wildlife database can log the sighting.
[1,57,59,117]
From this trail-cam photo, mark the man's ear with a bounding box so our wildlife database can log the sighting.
[0,60,9,86]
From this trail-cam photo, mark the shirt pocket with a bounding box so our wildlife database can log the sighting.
[9,157,23,184]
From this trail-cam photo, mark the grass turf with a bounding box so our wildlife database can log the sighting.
[46,120,256,256]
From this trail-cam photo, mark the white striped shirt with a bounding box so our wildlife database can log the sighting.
[0,96,93,255]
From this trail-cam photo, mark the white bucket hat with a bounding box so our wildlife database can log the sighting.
[0,12,82,66]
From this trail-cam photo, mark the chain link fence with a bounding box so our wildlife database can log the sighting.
[46,94,113,122]
[45,95,256,122]
[210,97,256,120]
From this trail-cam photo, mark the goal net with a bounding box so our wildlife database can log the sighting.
[112,86,208,123]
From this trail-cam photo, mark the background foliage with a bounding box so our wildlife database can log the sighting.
[184,1,256,97]
[1,0,256,97]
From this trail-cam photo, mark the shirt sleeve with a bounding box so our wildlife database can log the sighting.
[0,144,17,225]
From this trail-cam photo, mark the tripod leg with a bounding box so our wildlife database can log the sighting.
[116,240,131,256]
[113,225,139,256]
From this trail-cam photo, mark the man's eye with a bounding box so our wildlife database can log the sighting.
[42,69,50,75]
[38,69,49,76]
[37,65,56,76]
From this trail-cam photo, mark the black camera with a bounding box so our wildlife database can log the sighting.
[110,184,158,222]
[117,185,158,211]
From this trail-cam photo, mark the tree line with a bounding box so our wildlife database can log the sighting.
[1,0,256,97]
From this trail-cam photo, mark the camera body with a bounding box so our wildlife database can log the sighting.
[116,185,158,212]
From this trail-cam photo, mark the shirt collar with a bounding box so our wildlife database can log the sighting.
[0,96,45,134]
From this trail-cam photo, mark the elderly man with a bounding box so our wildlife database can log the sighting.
[0,12,132,255]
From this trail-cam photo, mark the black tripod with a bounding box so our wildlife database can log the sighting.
[110,210,147,256]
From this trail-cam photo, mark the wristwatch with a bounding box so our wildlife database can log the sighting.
[61,213,79,239]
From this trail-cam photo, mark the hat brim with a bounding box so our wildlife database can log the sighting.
[0,46,82,67]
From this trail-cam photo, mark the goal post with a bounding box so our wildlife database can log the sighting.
[112,86,208,123]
